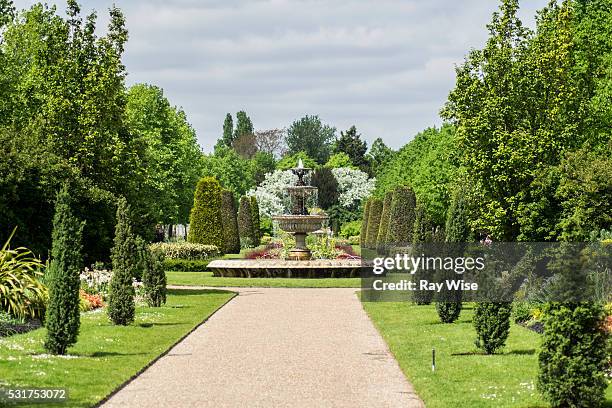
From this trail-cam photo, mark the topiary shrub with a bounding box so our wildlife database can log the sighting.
[149,242,220,260]
[360,199,371,248]
[142,250,166,307]
[340,220,361,238]
[238,196,255,247]
[44,185,84,355]
[310,167,339,209]
[376,192,393,254]
[473,302,512,354]
[107,198,136,326]
[365,199,383,249]
[250,196,261,246]
[221,190,241,254]
[538,302,608,407]
[386,186,416,246]
[411,203,436,305]
[188,177,224,251]
[163,259,213,272]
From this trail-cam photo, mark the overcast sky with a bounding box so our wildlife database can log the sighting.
[14,0,547,152]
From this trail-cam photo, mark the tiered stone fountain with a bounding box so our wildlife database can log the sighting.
[207,160,363,278]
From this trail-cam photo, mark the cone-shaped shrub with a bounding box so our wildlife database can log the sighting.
[538,302,608,407]
[473,302,512,354]
[386,186,416,246]
[44,185,84,355]
[360,199,371,248]
[188,177,224,250]
[221,190,241,254]
[376,192,393,254]
[238,196,255,247]
[250,196,261,246]
[365,199,383,249]
[310,167,339,209]
[107,198,136,326]
[436,190,471,323]
[412,202,435,305]
[142,248,167,307]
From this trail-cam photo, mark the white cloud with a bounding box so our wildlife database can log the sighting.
[13,0,547,151]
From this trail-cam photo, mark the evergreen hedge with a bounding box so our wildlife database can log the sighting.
[538,302,608,407]
[188,177,224,251]
[365,198,383,249]
[107,198,136,326]
[386,186,416,246]
[44,186,84,355]
[473,302,512,354]
[142,249,167,307]
[238,196,255,247]
[376,192,393,254]
[360,199,371,248]
[250,196,261,246]
[221,190,241,254]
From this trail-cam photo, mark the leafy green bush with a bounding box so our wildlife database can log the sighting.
[538,303,608,408]
[386,186,417,246]
[360,199,371,248]
[45,186,84,355]
[107,198,136,326]
[238,196,256,247]
[149,242,220,260]
[220,190,241,254]
[0,229,47,320]
[512,302,535,324]
[276,151,318,170]
[310,167,339,209]
[188,177,224,250]
[163,259,213,272]
[473,302,512,354]
[142,250,166,307]
[365,198,383,249]
[376,192,393,253]
[340,220,361,238]
[260,216,273,237]
[250,196,261,246]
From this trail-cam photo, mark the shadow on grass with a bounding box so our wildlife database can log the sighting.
[137,322,185,328]
[76,351,149,358]
[506,349,536,355]
[167,289,233,296]
[451,349,536,357]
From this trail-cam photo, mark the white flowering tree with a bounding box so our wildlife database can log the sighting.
[332,167,376,208]
[247,170,297,217]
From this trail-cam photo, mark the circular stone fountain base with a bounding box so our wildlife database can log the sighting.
[207,259,364,279]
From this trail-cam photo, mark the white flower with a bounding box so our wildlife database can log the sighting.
[248,170,297,217]
[331,167,376,207]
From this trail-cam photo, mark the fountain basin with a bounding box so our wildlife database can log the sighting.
[272,214,329,233]
[207,259,364,278]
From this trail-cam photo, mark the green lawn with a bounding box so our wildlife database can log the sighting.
[167,271,361,288]
[0,289,235,407]
[362,301,612,408]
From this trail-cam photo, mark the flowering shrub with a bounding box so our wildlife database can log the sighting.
[149,242,220,260]
[132,279,147,306]
[80,266,112,298]
[247,170,297,217]
[331,167,375,207]
[79,290,105,311]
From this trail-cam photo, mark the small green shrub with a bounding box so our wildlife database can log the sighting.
[348,235,360,245]
[538,302,608,408]
[142,250,166,307]
[163,259,213,272]
[188,177,224,250]
[220,190,241,254]
[376,192,393,253]
[44,186,84,355]
[149,242,220,260]
[260,217,273,237]
[512,302,535,324]
[365,199,383,249]
[360,200,371,248]
[473,302,512,354]
[436,302,462,324]
[386,186,416,246]
[238,196,255,248]
[340,220,361,238]
[107,198,136,326]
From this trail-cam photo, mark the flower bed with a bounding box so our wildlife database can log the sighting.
[149,242,220,260]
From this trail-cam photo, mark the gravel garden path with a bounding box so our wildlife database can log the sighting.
[102,287,422,407]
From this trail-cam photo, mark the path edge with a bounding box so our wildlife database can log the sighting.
[94,289,238,408]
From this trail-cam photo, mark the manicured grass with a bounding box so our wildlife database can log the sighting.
[0,289,234,407]
[167,271,361,288]
[362,302,612,408]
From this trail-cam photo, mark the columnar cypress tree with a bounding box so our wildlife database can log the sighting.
[222,113,234,147]
[221,190,241,253]
[376,192,393,254]
[473,302,512,354]
[142,249,167,307]
[360,199,371,248]
[188,177,224,251]
[365,198,383,249]
[310,167,339,209]
[250,196,261,246]
[107,198,136,326]
[44,186,84,355]
[386,186,416,246]
[238,196,255,247]
[436,190,471,323]
[412,202,435,305]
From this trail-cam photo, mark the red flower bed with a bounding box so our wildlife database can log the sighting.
[79,290,105,309]
[604,315,612,334]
